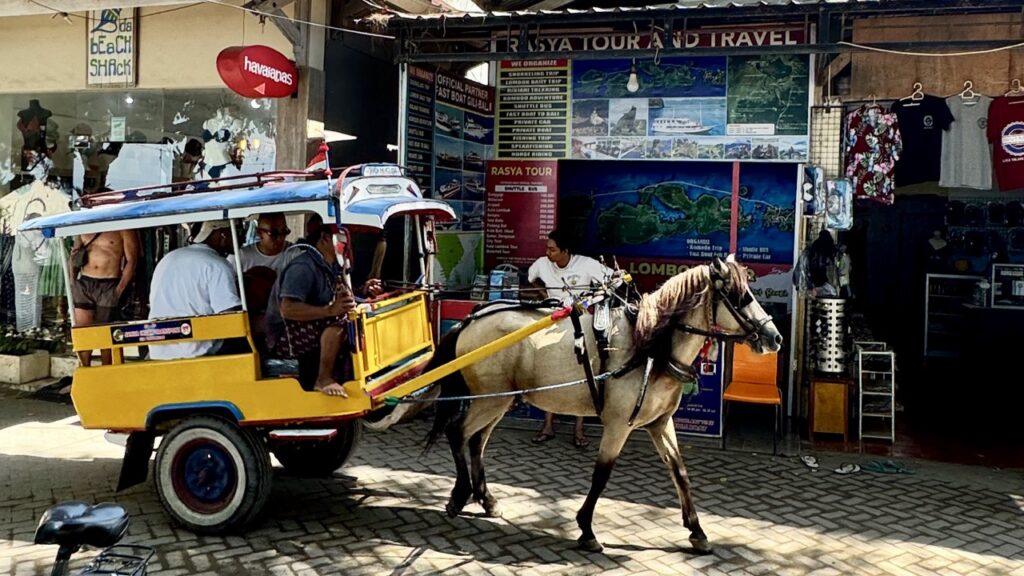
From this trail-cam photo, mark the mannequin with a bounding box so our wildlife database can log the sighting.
[17,100,53,170]
[928,230,947,251]
[926,230,949,272]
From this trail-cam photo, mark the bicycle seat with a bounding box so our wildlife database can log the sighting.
[34,501,129,549]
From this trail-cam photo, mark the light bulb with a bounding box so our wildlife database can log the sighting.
[238,138,248,150]
[251,138,261,150]
[250,99,261,109]
[124,95,134,104]
[626,64,640,93]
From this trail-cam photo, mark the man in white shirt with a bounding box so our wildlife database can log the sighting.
[148,220,242,360]
[527,229,611,449]
[229,212,292,273]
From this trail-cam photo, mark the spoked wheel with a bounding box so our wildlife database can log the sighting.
[271,420,362,478]
[154,416,271,534]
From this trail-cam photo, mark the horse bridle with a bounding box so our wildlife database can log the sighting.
[674,270,772,344]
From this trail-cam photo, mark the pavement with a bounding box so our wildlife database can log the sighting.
[1,388,1023,575]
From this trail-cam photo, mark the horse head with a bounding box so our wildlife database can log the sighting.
[708,255,783,354]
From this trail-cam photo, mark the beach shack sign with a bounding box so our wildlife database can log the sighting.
[87,8,138,86]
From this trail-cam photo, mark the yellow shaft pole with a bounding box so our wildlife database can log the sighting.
[375,307,571,405]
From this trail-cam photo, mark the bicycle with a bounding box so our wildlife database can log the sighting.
[35,501,153,576]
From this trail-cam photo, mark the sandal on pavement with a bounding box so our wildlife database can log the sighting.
[573,435,590,449]
[532,431,556,444]
[834,463,861,475]
[862,459,912,474]
[800,455,820,469]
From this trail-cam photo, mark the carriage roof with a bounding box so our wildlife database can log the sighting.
[19,165,456,239]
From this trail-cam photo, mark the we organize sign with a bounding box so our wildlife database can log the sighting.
[87,8,137,86]
[216,45,298,98]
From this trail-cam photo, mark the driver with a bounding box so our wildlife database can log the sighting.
[264,222,382,396]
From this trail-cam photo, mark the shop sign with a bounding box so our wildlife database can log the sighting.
[216,45,298,98]
[484,160,558,269]
[493,27,807,53]
[496,60,570,159]
[87,8,137,86]
[404,66,436,193]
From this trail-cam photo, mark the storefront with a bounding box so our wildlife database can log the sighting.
[387,0,1024,456]
[0,3,298,335]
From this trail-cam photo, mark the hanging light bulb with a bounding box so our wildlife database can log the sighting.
[251,138,261,151]
[124,95,134,104]
[250,99,261,109]
[626,60,640,93]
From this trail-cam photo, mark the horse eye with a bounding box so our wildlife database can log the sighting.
[746,269,757,282]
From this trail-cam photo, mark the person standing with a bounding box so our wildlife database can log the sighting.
[70,228,140,366]
[527,229,611,449]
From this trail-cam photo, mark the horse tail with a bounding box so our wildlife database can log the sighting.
[423,324,470,452]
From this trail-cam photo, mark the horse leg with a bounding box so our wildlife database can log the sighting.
[444,415,473,518]
[468,408,509,518]
[447,398,510,518]
[646,414,712,554]
[576,422,631,553]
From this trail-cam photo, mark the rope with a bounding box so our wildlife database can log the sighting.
[383,371,614,405]
[838,40,1024,58]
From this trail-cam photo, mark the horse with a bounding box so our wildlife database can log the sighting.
[414,257,782,554]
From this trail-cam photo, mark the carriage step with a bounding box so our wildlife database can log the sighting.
[268,429,338,441]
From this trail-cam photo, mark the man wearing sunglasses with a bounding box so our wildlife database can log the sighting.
[231,212,293,273]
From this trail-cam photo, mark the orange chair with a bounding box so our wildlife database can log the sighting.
[722,345,781,454]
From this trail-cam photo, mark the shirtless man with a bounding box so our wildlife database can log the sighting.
[70,229,140,366]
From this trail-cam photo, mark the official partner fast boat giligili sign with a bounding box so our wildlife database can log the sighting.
[217,45,298,98]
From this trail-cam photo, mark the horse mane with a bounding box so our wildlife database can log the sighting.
[633,262,750,361]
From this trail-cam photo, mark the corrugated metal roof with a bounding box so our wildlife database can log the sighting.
[386,0,877,23]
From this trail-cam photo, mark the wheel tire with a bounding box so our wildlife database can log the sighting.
[271,420,362,478]
[154,415,272,534]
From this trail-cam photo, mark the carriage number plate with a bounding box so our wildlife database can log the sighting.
[363,165,402,177]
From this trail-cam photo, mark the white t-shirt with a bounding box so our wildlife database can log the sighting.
[940,95,994,190]
[228,242,293,273]
[148,244,242,360]
[528,254,611,301]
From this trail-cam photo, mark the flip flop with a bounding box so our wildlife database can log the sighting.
[532,431,556,444]
[862,459,912,474]
[834,463,861,475]
[573,435,590,449]
[800,455,820,470]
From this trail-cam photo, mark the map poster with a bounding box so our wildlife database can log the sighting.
[404,66,435,193]
[726,55,810,137]
[496,60,571,159]
[434,71,494,231]
[431,231,485,289]
[485,160,558,270]
[735,163,798,265]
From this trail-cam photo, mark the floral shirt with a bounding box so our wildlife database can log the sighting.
[845,104,903,205]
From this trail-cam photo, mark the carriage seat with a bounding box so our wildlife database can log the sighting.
[34,502,129,549]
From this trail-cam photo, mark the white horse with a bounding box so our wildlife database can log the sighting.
[414,258,782,553]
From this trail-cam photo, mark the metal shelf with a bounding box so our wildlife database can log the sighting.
[856,345,895,443]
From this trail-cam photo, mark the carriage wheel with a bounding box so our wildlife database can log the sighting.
[271,420,362,478]
[154,416,272,534]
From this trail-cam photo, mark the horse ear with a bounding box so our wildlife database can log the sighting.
[726,253,737,264]
[711,257,728,278]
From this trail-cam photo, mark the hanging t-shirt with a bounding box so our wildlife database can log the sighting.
[986,96,1024,192]
[892,96,954,187]
[845,104,902,205]
[940,95,993,190]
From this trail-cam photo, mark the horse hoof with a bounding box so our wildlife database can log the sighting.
[481,501,503,518]
[578,537,604,553]
[689,537,713,555]
[445,501,463,518]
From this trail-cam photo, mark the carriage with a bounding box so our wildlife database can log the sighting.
[18,164,468,534]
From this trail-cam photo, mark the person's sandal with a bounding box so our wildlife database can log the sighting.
[532,431,556,444]
[573,435,590,449]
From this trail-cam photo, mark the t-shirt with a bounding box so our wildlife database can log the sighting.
[987,96,1024,192]
[148,244,242,360]
[228,242,293,273]
[940,95,993,190]
[892,96,954,187]
[528,254,611,301]
[264,246,342,348]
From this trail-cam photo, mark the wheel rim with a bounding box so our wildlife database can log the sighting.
[171,439,238,514]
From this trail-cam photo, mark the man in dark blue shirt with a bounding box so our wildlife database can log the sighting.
[265,221,382,396]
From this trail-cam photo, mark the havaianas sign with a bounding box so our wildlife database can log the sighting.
[217,45,298,98]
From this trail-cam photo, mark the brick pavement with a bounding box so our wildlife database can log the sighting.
[1,389,1022,575]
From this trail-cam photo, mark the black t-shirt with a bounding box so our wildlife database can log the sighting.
[265,246,342,347]
[892,95,954,187]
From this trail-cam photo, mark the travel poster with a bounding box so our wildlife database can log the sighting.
[484,160,558,270]
[434,70,495,231]
[496,60,571,159]
[403,66,435,193]
[673,356,724,437]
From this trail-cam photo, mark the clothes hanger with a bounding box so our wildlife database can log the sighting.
[960,80,979,104]
[1006,79,1024,104]
[900,82,925,106]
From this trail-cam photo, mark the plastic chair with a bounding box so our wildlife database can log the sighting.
[721,345,781,454]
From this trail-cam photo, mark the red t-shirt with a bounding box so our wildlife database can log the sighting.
[987,96,1024,191]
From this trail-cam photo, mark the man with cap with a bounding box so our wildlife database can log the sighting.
[147,220,242,360]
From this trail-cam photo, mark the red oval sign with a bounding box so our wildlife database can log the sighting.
[216,45,298,98]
